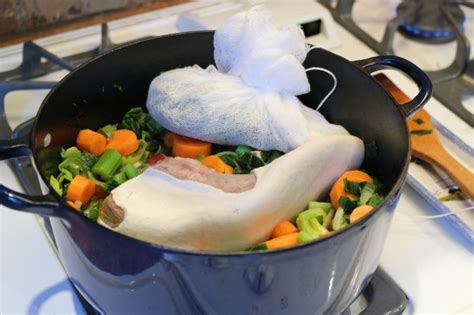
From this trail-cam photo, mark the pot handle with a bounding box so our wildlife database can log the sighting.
[353,55,432,117]
[0,137,64,218]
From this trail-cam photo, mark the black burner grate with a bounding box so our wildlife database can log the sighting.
[318,0,473,127]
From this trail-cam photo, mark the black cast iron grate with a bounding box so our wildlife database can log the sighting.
[318,0,474,127]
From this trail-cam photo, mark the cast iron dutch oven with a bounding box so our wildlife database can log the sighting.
[0,31,431,315]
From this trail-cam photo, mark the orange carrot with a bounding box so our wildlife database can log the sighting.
[163,132,175,148]
[105,129,139,156]
[350,205,374,223]
[329,170,373,209]
[172,134,212,159]
[76,129,107,156]
[201,155,233,174]
[67,175,96,205]
[67,200,81,211]
[265,232,299,250]
[270,220,298,239]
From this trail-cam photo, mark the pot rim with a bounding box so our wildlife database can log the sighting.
[31,30,412,257]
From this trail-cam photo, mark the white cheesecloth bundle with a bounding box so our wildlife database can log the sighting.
[146,6,343,152]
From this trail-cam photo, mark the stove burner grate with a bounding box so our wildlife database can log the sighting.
[397,0,466,44]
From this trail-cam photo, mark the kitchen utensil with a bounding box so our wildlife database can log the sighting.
[375,73,473,200]
[0,31,431,315]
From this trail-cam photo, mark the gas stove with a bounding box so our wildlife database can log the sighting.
[0,1,472,314]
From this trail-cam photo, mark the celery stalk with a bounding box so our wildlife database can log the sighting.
[92,149,122,180]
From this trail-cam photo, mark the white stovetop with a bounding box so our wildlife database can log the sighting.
[0,1,473,314]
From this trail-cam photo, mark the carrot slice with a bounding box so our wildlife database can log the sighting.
[163,132,175,148]
[76,129,107,156]
[67,175,96,205]
[106,129,139,156]
[172,134,212,159]
[270,220,298,239]
[350,205,374,223]
[329,170,373,209]
[66,200,81,211]
[201,155,233,174]
[265,232,299,250]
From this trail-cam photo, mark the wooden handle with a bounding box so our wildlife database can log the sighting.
[414,146,474,199]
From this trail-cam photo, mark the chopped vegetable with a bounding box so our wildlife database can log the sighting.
[350,205,374,223]
[66,200,81,211]
[94,185,108,199]
[331,207,348,231]
[359,182,376,205]
[329,170,373,209]
[410,129,432,135]
[80,151,99,169]
[343,178,365,196]
[83,199,102,221]
[297,230,317,243]
[67,175,96,204]
[412,118,424,125]
[338,196,358,214]
[201,155,233,174]
[148,153,166,165]
[235,145,252,156]
[123,163,139,179]
[367,193,384,207]
[270,220,298,239]
[98,124,117,138]
[121,140,148,165]
[296,209,329,240]
[365,141,378,159]
[172,134,212,159]
[307,201,332,214]
[164,132,175,147]
[118,107,166,141]
[106,129,140,156]
[265,232,300,250]
[92,149,122,181]
[50,175,63,196]
[76,129,107,156]
[61,147,81,160]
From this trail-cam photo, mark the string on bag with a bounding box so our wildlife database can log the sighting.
[401,206,474,219]
[305,47,337,111]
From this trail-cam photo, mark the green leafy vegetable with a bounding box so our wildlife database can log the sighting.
[61,147,81,160]
[119,107,166,141]
[343,178,365,196]
[412,118,424,125]
[80,151,98,169]
[365,141,378,159]
[83,199,101,221]
[338,196,358,214]
[235,145,252,156]
[410,129,432,135]
[367,193,384,207]
[359,182,375,205]
[59,157,87,179]
[50,176,63,196]
[122,140,148,165]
